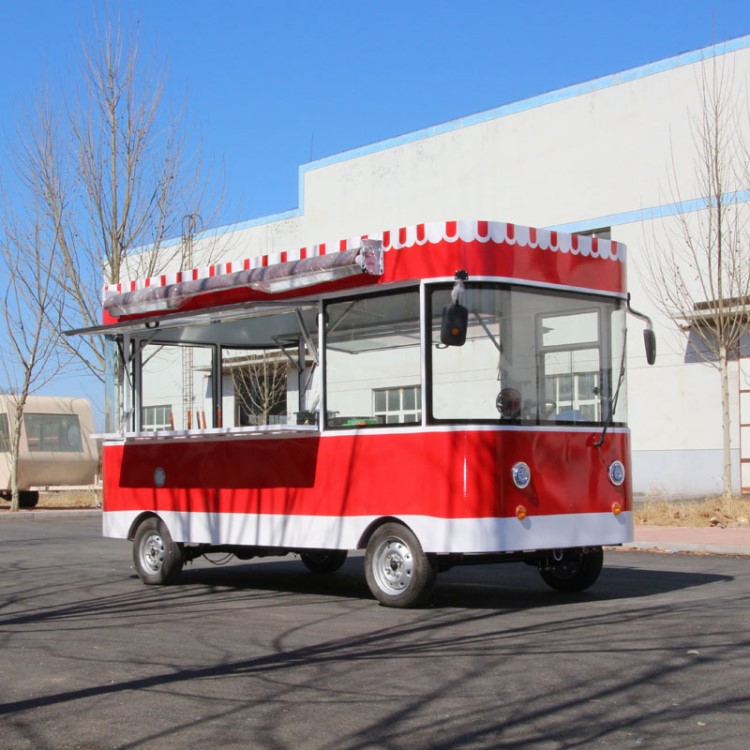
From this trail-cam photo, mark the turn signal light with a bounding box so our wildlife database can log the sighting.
[516,505,528,520]
[611,501,623,515]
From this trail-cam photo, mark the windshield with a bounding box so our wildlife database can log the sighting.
[429,283,626,426]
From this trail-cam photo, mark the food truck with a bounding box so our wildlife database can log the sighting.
[77,220,654,607]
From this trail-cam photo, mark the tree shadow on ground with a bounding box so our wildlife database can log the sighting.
[173,552,732,611]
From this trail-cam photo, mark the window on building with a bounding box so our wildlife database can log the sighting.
[142,404,173,431]
[576,227,612,240]
[24,413,82,453]
[373,386,421,424]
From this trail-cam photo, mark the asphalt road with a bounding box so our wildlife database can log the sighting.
[1,516,749,750]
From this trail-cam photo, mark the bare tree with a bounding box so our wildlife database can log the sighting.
[644,55,750,498]
[0,198,66,510]
[229,352,289,426]
[16,16,224,383]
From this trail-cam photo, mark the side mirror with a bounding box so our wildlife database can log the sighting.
[627,296,656,366]
[441,303,468,346]
[644,329,656,365]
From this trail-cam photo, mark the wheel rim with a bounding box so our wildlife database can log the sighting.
[372,536,414,595]
[139,531,165,574]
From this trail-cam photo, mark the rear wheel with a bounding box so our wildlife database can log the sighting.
[539,547,603,592]
[132,517,184,585]
[18,491,39,509]
[300,549,348,574]
[365,522,437,608]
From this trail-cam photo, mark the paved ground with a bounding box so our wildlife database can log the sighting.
[1,515,749,749]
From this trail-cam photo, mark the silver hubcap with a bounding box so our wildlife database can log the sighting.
[372,537,413,595]
[140,532,165,574]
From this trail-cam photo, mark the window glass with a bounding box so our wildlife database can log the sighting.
[326,290,421,428]
[141,404,173,431]
[542,311,599,347]
[429,283,625,426]
[222,348,290,427]
[24,414,82,453]
[374,386,421,424]
[141,344,214,430]
[430,286,511,421]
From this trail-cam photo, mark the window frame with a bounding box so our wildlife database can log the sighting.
[425,280,625,427]
[323,287,422,430]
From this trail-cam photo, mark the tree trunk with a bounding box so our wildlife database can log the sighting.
[9,399,26,512]
[719,344,733,499]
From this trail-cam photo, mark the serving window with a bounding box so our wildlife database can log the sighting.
[325,289,421,428]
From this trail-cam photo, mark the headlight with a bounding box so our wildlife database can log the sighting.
[609,460,625,486]
[511,462,531,489]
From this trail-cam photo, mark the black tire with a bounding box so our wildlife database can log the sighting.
[539,547,603,593]
[19,491,39,509]
[300,549,348,574]
[132,517,184,585]
[364,522,437,608]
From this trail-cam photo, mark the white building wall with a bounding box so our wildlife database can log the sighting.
[142,37,750,498]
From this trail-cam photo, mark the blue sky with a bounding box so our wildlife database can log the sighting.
[2,0,749,227]
[1,0,749,414]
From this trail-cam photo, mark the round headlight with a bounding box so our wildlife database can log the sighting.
[511,462,531,490]
[609,460,625,487]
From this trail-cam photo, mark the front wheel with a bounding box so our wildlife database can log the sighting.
[132,517,184,585]
[300,549,348,574]
[539,547,603,592]
[364,522,437,608]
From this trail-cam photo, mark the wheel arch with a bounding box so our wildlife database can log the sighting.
[357,516,418,551]
[127,511,162,541]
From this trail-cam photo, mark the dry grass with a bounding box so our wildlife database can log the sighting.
[0,488,101,510]
[635,496,750,528]
[38,489,102,508]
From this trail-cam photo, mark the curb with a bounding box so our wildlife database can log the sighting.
[0,509,102,520]
[622,540,750,556]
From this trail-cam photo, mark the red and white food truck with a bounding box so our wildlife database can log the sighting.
[79,219,654,607]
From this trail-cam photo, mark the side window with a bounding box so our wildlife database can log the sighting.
[325,290,421,428]
[141,343,214,430]
[123,307,317,434]
[23,414,82,453]
[221,348,290,427]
